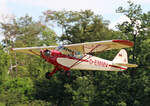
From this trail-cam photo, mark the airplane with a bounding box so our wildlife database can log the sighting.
[11,40,138,79]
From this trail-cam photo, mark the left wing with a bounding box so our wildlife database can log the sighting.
[12,40,134,55]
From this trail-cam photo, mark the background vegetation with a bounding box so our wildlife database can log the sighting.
[0,1,150,106]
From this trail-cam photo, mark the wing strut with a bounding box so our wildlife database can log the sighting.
[68,44,101,70]
[29,50,40,56]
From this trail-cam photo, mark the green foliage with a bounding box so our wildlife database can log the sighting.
[34,77,69,105]
[65,75,95,106]
[0,77,34,105]
[44,10,115,44]
[0,45,10,83]
[115,1,150,106]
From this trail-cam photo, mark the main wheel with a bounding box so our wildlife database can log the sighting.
[45,72,51,79]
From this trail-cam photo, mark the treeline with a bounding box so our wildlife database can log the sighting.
[0,1,150,106]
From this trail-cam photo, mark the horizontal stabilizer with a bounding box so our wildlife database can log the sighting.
[112,63,138,68]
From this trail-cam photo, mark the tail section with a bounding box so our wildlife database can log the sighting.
[113,49,128,64]
[112,49,137,69]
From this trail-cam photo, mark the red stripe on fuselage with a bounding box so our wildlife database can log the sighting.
[109,65,127,70]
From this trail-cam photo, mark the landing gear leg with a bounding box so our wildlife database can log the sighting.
[45,67,58,79]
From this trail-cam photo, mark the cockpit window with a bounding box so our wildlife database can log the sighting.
[56,45,64,51]
[56,45,83,58]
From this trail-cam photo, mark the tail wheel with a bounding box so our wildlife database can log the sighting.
[65,71,71,77]
[45,72,51,79]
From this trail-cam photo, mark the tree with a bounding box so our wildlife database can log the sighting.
[0,15,57,105]
[116,1,150,105]
[116,0,146,64]
[0,45,10,84]
[0,77,34,105]
[44,10,117,44]
[0,15,57,79]
[65,75,95,106]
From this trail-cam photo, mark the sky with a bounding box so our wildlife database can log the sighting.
[0,0,150,41]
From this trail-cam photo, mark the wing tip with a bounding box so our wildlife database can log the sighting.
[112,40,134,47]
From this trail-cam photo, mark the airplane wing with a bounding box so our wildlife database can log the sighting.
[11,46,57,55]
[63,40,134,53]
[12,40,134,55]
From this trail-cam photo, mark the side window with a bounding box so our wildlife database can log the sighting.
[74,51,84,59]
[56,45,64,51]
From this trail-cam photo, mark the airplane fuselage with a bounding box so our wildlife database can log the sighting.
[40,49,126,72]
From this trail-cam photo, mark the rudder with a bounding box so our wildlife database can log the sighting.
[113,49,128,64]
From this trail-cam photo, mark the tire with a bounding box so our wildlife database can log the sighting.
[45,72,51,79]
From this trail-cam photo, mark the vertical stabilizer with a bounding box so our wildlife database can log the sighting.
[113,49,128,64]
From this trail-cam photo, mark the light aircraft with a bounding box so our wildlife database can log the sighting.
[12,40,137,79]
